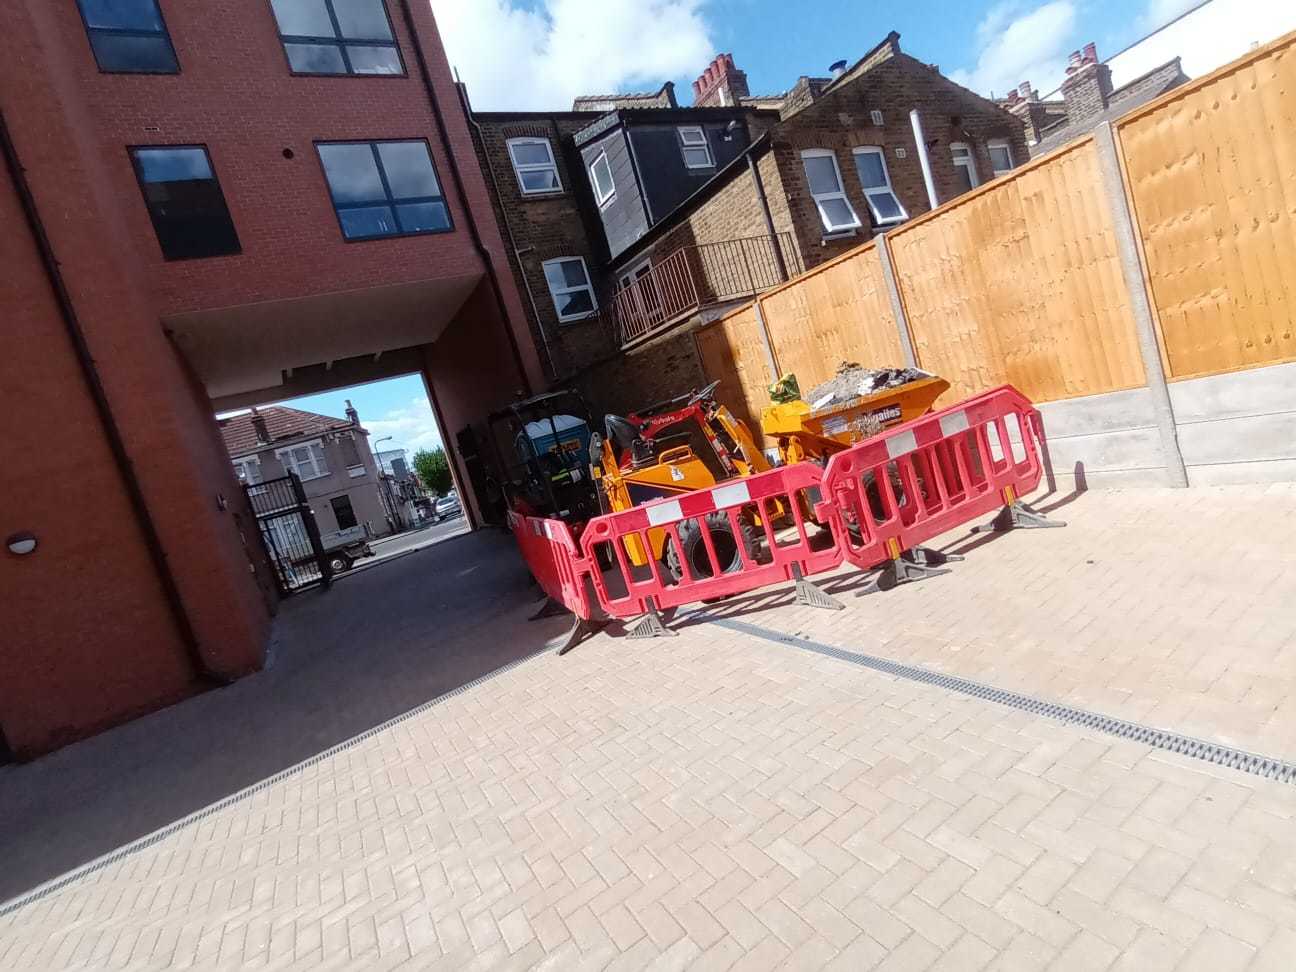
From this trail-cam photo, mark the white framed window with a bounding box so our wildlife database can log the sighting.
[678,126,713,169]
[232,456,267,494]
[589,151,615,208]
[951,142,979,193]
[800,149,861,235]
[276,440,329,482]
[542,257,598,322]
[988,139,1014,177]
[506,137,562,195]
[851,146,907,226]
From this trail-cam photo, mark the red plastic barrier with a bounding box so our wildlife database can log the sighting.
[508,511,594,620]
[580,460,845,620]
[821,385,1046,569]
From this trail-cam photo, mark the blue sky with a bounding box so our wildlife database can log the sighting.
[432,0,1205,111]
[272,0,1211,453]
[272,374,443,460]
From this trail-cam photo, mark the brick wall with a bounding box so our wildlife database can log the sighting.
[769,51,1029,268]
[621,48,1028,283]
[467,113,620,381]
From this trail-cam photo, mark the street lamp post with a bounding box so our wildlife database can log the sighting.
[370,436,403,532]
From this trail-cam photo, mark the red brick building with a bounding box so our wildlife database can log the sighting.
[0,0,541,758]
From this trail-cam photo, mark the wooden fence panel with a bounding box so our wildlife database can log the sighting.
[887,138,1146,403]
[694,305,776,443]
[758,242,903,390]
[1117,34,1296,379]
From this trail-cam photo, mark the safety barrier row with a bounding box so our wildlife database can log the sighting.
[511,385,1054,639]
[507,510,594,621]
[579,458,842,621]
[823,384,1047,570]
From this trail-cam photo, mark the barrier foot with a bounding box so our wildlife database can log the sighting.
[858,551,952,596]
[529,597,569,621]
[792,563,845,611]
[551,616,608,656]
[908,546,965,567]
[628,599,678,640]
[972,501,1067,533]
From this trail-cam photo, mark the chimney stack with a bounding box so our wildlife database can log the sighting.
[1060,41,1112,127]
[692,53,749,107]
[1006,79,1049,142]
[345,399,359,426]
[250,407,270,445]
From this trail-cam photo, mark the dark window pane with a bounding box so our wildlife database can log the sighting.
[868,191,904,222]
[819,198,856,228]
[131,148,240,261]
[318,144,384,203]
[284,42,347,73]
[79,0,163,31]
[560,260,588,288]
[332,0,394,39]
[330,496,358,530]
[338,205,397,238]
[88,32,177,72]
[269,0,335,36]
[855,152,886,189]
[558,291,594,317]
[803,155,840,195]
[345,44,401,74]
[376,142,438,199]
[395,202,449,233]
[511,142,551,166]
[954,166,975,194]
[519,169,560,192]
[135,147,212,183]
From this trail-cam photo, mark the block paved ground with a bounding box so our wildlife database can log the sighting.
[2,485,1296,970]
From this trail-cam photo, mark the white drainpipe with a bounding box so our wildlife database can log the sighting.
[909,108,940,211]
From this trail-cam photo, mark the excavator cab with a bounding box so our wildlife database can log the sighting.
[486,389,601,527]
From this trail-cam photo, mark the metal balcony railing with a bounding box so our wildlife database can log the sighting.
[610,233,802,346]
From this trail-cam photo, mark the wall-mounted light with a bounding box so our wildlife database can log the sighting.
[6,532,37,556]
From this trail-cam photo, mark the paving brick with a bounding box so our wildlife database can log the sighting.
[7,490,1296,971]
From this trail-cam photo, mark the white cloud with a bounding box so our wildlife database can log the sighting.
[1139,0,1203,32]
[431,0,716,111]
[364,397,445,458]
[949,1,1078,98]
[1113,0,1296,88]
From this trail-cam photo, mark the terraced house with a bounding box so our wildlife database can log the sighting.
[466,33,1028,411]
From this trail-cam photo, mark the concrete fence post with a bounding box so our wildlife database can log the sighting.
[1092,122,1189,488]
[752,298,780,381]
[876,232,918,368]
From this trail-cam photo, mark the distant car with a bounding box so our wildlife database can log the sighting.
[433,493,462,522]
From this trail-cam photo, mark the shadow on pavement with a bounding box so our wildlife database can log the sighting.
[0,529,567,904]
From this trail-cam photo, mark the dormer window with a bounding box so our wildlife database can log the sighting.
[678,127,714,169]
[589,152,616,208]
[507,138,562,195]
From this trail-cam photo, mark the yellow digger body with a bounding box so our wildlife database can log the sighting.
[761,375,950,465]
[591,396,779,569]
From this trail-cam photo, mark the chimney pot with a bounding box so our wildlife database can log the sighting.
[829,59,848,78]
[1082,42,1098,64]
[1018,81,1032,99]
[1066,50,1083,73]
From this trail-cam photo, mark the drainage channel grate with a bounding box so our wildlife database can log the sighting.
[702,615,1296,787]
[0,645,551,919]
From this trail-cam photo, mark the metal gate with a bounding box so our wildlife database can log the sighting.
[245,473,332,595]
